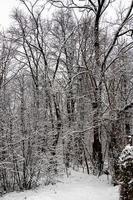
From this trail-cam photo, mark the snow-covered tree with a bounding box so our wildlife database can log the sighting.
[119,142,133,200]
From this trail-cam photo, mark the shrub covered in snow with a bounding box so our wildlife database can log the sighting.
[119,144,133,200]
[119,145,133,163]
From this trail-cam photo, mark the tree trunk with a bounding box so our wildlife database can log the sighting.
[92,90,103,175]
[92,14,103,175]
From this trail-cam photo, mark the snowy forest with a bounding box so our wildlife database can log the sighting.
[0,0,133,199]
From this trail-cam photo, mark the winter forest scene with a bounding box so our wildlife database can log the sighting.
[0,0,133,199]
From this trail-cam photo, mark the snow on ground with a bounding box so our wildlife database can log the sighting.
[0,171,119,200]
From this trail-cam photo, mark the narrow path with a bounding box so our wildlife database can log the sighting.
[1,171,119,200]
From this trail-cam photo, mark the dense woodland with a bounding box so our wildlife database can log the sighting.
[0,0,133,199]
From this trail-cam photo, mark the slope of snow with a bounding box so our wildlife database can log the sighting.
[0,171,119,200]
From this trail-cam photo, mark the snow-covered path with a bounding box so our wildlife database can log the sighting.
[1,171,119,200]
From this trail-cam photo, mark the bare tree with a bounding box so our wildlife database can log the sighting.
[48,0,133,175]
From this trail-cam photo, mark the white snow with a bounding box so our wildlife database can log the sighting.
[0,171,119,200]
[119,144,133,162]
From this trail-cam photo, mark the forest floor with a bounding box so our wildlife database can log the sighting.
[0,170,119,200]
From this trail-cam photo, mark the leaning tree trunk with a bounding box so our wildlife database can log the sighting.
[48,93,62,174]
